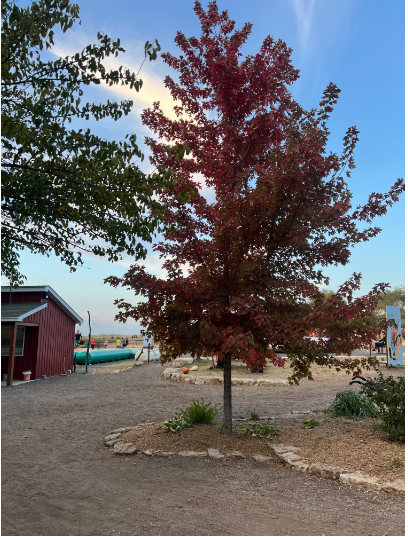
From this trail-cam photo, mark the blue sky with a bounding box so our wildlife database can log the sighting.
[4,0,404,334]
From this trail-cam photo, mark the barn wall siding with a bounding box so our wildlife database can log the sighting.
[24,299,75,378]
[2,292,77,380]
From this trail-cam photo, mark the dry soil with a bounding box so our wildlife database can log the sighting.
[1,360,405,536]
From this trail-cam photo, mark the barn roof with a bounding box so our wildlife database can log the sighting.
[1,302,48,322]
[1,285,83,325]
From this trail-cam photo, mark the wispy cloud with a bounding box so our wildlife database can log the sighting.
[51,30,184,125]
[289,0,316,53]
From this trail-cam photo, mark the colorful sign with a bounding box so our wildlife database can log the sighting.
[386,306,404,366]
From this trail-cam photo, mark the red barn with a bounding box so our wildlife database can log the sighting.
[1,285,83,385]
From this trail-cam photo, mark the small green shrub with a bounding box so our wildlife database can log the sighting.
[184,398,220,424]
[328,390,377,420]
[303,419,319,429]
[239,421,280,437]
[249,412,260,421]
[392,456,403,469]
[163,411,192,436]
[361,373,405,443]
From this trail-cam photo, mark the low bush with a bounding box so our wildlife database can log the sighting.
[164,399,220,435]
[361,373,405,443]
[239,421,280,437]
[303,419,319,429]
[184,398,220,425]
[163,411,192,436]
[328,390,377,420]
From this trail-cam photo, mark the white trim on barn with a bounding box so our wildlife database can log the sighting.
[1,286,83,325]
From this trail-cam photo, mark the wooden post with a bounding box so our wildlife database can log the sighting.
[7,323,17,386]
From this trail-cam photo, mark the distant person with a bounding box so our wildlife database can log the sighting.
[125,337,129,348]
[121,337,126,348]
[75,330,81,348]
[373,332,386,353]
[104,339,109,350]
[116,338,121,349]
[91,338,95,350]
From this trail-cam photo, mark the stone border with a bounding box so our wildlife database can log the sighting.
[104,423,404,495]
[162,367,289,386]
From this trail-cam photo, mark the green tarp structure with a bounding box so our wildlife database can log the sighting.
[74,348,139,365]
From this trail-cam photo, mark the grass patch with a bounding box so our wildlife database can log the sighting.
[328,390,377,420]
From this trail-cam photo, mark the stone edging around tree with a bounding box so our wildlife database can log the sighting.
[162,367,289,386]
[104,422,404,495]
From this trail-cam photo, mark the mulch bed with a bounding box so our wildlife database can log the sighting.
[272,413,405,483]
[121,423,271,457]
[121,415,404,483]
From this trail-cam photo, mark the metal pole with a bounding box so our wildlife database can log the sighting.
[85,311,91,373]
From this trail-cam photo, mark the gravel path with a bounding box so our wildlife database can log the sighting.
[1,362,404,536]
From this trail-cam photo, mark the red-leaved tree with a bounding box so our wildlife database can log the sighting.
[106,1,404,433]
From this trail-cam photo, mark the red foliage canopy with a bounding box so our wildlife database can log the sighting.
[106,2,403,409]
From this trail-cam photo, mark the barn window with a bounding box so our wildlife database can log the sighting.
[1,326,26,356]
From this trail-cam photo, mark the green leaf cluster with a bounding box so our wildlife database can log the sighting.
[1,0,166,284]
[163,411,192,436]
[361,373,405,443]
[239,421,280,437]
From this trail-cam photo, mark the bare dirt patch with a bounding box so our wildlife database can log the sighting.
[91,362,136,374]
[121,414,404,484]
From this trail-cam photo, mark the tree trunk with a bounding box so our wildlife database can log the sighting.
[223,352,232,434]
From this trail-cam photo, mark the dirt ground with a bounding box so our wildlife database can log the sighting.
[1,360,405,536]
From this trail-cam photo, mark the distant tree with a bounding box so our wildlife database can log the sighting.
[377,285,405,323]
[107,1,404,433]
[1,0,165,285]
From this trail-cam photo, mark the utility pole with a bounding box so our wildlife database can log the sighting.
[85,311,91,373]
[147,342,150,362]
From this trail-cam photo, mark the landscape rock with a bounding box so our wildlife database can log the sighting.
[194,377,206,385]
[105,438,122,447]
[309,462,345,481]
[173,357,194,367]
[231,379,246,386]
[225,451,246,459]
[289,461,310,473]
[208,448,224,459]
[267,443,302,464]
[162,369,290,387]
[339,472,380,490]
[156,451,177,457]
[142,449,155,456]
[277,452,302,466]
[105,433,123,442]
[381,479,405,494]
[178,451,208,458]
[252,454,272,462]
[110,427,130,434]
[113,443,139,455]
